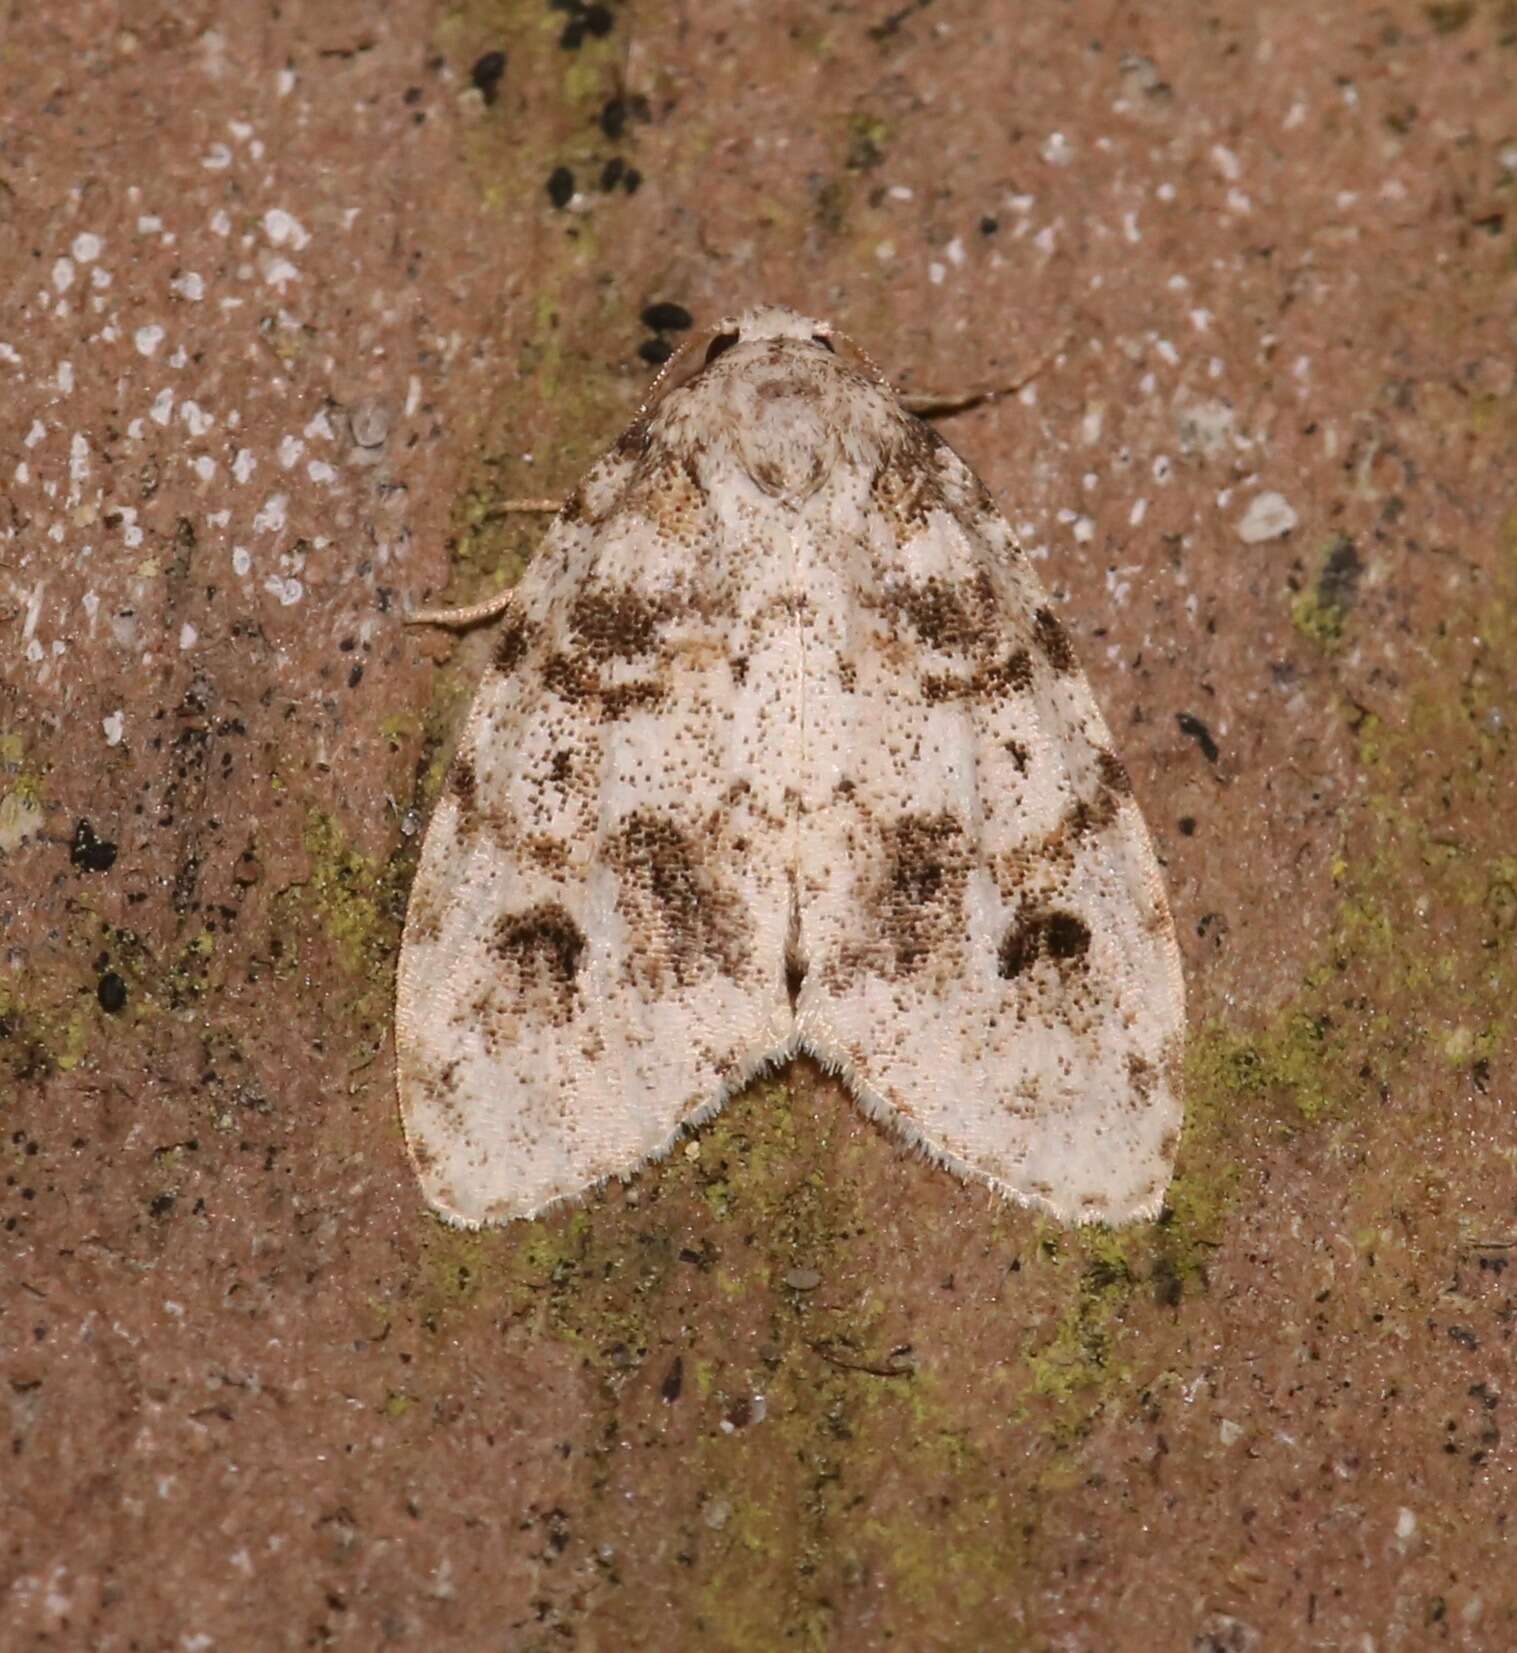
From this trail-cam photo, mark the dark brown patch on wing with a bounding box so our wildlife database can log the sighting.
[521,835,570,873]
[1096,749,1132,795]
[623,443,709,529]
[1067,787,1120,841]
[607,809,750,990]
[1126,1051,1157,1100]
[871,566,1049,707]
[450,754,477,813]
[991,647,1036,693]
[541,652,666,719]
[921,646,1035,705]
[868,420,957,529]
[598,681,667,719]
[492,611,535,675]
[569,585,669,661]
[1032,606,1077,674]
[490,902,586,1022]
[997,908,1092,980]
[613,419,651,461]
[875,811,970,976]
[877,574,981,652]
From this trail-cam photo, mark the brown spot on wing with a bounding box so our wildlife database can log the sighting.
[490,611,534,675]
[876,811,970,976]
[997,909,1092,981]
[489,902,587,1023]
[1067,788,1120,841]
[450,754,477,814]
[1126,1052,1157,1101]
[569,586,670,661]
[869,421,956,529]
[541,652,666,718]
[607,809,751,991]
[613,420,651,461]
[1096,749,1132,795]
[622,444,709,528]
[1032,606,1078,674]
[878,575,981,653]
[921,645,1035,704]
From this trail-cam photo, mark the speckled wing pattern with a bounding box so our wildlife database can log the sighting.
[396,306,1184,1227]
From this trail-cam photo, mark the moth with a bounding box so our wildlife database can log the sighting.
[396,306,1184,1227]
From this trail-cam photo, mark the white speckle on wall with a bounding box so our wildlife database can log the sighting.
[1236,491,1298,544]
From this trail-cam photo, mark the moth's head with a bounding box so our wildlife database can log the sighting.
[641,304,888,413]
[709,306,837,354]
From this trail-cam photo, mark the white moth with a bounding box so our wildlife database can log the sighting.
[396,305,1184,1228]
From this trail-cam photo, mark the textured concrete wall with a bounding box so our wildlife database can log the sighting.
[3,2,1514,1647]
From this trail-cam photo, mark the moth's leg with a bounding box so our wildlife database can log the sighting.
[407,498,562,627]
[495,496,564,513]
[900,336,1069,418]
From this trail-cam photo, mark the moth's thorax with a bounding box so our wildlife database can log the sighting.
[660,340,895,501]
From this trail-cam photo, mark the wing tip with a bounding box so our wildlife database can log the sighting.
[404,1039,804,1228]
[801,1037,1179,1227]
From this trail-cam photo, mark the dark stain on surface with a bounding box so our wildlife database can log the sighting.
[1176,712,1219,764]
[71,819,118,873]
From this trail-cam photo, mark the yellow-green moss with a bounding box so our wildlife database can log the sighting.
[0,789,44,855]
[0,983,91,1080]
[1188,1007,1350,1124]
[423,2,646,617]
[286,809,398,979]
[0,729,45,855]
[844,113,891,171]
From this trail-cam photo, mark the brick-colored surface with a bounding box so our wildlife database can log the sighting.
[3,3,1513,1647]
